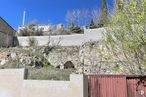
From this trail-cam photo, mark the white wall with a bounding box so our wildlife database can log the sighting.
[0,69,88,97]
[18,28,106,46]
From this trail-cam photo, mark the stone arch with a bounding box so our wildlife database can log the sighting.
[60,61,75,69]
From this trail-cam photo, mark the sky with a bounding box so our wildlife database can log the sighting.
[0,0,114,30]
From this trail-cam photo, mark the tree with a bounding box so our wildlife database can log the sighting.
[66,9,90,28]
[69,21,75,31]
[91,9,101,27]
[89,19,96,29]
[98,0,109,27]
[101,0,146,74]
[116,0,124,11]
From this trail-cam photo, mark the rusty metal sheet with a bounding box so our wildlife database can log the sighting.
[88,75,127,97]
[127,77,146,97]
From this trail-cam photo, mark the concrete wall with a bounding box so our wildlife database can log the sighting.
[0,69,88,97]
[18,28,106,46]
[0,69,24,97]
[18,34,84,46]
[84,28,106,42]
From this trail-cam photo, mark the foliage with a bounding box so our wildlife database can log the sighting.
[69,22,75,31]
[98,0,109,27]
[101,0,146,74]
[18,22,43,36]
[66,8,103,29]
[66,9,90,27]
[52,29,71,35]
[27,37,38,47]
[89,19,97,29]
[70,27,83,33]
[27,67,75,80]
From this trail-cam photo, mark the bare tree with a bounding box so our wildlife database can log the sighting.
[66,9,91,27]
[91,9,101,26]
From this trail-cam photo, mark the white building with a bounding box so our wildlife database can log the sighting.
[18,24,52,35]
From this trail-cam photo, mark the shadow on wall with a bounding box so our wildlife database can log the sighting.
[12,36,19,47]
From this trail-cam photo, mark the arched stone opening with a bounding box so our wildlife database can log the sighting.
[60,61,75,69]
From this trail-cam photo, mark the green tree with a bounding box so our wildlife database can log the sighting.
[89,19,96,29]
[98,0,109,27]
[101,0,146,74]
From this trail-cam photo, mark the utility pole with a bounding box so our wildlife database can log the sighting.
[22,10,26,26]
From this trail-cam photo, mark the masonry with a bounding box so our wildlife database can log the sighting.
[0,69,88,97]
[0,17,18,47]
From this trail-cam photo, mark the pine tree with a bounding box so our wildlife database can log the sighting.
[89,19,96,29]
[98,0,109,27]
[69,21,75,32]
[116,0,123,12]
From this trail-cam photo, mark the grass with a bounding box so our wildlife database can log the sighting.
[27,65,76,80]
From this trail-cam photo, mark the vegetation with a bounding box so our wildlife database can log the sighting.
[27,37,38,46]
[27,66,75,80]
[98,0,109,27]
[89,19,97,29]
[101,0,146,74]
[0,47,75,80]
[18,21,44,36]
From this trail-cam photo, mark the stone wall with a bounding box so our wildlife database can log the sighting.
[0,32,14,47]
[0,17,18,47]
[0,18,15,36]
[47,46,80,68]
[0,69,88,97]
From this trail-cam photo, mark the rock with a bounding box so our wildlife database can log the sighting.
[20,58,24,63]
[31,60,43,68]
[10,52,17,60]
[0,59,8,66]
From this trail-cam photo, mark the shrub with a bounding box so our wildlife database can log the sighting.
[27,37,38,46]
[70,27,83,33]
[18,22,43,36]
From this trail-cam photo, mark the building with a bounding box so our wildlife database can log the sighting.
[18,23,65,36]
[18,24,52,36]
[0,17,18,47]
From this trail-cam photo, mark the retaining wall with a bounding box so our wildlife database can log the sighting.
[18,28,106,46]
[0,69,88,97]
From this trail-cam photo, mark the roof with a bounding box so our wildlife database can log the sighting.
[0,16,16,35]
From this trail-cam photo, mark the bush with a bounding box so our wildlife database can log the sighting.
[70,27,83,33]
[52,29,71,35]
[27,37,38,46]
[18,22,43,36]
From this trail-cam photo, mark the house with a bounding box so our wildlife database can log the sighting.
[0,17,18,47]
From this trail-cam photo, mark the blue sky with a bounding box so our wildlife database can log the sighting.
[0,0,114,30]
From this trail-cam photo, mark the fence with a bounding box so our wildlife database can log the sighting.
[0,69,145,97]
[88,75,146,97]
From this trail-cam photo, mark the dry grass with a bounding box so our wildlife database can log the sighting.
[27,65,75,80]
